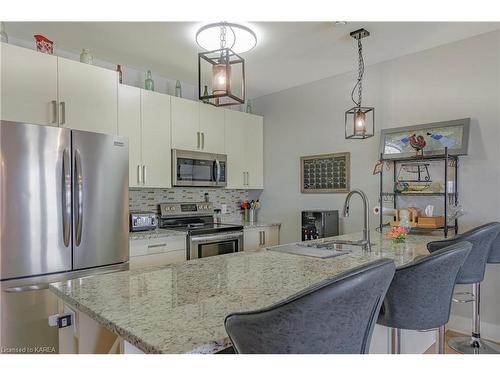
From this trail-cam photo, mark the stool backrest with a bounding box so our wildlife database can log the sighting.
[427,222,500,284]
[378,241,471,330]
[487,232,500,263]
[224,259,395,354]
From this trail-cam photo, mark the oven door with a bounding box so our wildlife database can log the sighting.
[188,231,243,260]
[172,149,227,187]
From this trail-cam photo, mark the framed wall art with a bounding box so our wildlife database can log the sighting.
[379,118,470,160]
[300,152,350,193]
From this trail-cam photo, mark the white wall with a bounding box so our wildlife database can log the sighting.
[254,30,500,339]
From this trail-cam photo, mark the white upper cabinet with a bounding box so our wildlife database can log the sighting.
[199,103,225,154]
[141,90,172,188]
[244,114,264,189]
[225,110,264,189]
[171,97,226,154]
[118,85,142,187]
[170,96,200,151]
[58,57,118,134]
[224,109,247,189]
[1,43,58,126]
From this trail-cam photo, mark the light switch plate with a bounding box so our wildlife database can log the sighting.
[221,204,227,214]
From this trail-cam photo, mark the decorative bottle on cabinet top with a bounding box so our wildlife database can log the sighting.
[0,22,8,43]
[80,48,93,64]
[116,64,123,84]
[175,80,182,97]
[145,70,154,91]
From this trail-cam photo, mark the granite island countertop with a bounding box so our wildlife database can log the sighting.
[50,230,440,354]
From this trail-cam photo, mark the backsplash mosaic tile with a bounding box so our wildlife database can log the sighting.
[129,188,250,216]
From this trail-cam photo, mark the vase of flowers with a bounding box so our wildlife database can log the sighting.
[386,226,409,243]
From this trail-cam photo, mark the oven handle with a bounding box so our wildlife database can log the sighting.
[189,231,243,244]
[214,159,221,183]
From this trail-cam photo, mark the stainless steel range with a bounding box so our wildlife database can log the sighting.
[159,202,244,260]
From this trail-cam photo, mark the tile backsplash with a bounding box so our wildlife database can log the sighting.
[129,188,251,216]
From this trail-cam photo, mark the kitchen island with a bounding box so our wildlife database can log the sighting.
[49,231,441,354]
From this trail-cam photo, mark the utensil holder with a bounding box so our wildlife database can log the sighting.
[249,208,256,224]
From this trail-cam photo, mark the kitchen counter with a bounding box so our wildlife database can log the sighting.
[129,228,186,241]
[50,230,440,354]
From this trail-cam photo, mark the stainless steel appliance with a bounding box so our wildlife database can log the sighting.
[0,121,129,353]
[301,210,339,241]
[130,211,157,232]
[172,149,227,187]
[159,202,243,260]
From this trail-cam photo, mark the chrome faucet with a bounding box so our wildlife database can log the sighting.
[342,189,371,251]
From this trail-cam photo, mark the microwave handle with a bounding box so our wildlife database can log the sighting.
[214,159,221,183]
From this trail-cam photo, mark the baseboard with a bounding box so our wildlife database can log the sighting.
[448,315,500,343]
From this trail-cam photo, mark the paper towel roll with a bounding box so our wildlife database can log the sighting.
[373,206,397,216]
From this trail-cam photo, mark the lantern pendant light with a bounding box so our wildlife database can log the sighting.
[198,22,255,107]
[345,28,374,139]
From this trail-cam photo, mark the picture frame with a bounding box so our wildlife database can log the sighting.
[300,152,350,193]
[379,118,470,160]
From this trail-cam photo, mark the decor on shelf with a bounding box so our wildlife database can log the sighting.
[1,22,8,43]
[197,22,256,107]
[34,34,54,54]
[397,163,431,183]
[345,28,374,139]
[300,152,350,193]
[79,48,93,64]
[144,70,154,91]
[202,85,209,103]
[116,65,123,84]
[245,100,252,113]
[379,118,470,159]
[385,226,408,244]
[175,80,182,97]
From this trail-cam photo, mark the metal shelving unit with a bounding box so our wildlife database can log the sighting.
[378,147,459,238]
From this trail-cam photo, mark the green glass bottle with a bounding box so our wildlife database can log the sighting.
[202,85,209,103]
[246,100,252,114]
[175,80,182,97]
[145,70,154,91]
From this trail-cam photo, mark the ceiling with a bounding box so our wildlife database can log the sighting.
[4,22,500,98]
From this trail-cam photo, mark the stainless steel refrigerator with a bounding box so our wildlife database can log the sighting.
[0,120,129,353]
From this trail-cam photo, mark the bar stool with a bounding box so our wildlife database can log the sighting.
[377,242,471,354]
[224,259,395,354]
[482,233,500,352]
[427,222,500,354]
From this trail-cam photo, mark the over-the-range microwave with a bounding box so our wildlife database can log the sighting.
[172,149,227,187]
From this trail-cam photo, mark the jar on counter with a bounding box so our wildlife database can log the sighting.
[214,209,222,225]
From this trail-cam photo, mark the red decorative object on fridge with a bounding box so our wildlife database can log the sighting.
[34,35,54,54]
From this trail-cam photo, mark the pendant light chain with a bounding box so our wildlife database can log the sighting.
[350,38,365,107]
[220,24,227,49]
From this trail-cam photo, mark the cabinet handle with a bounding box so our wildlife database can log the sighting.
[247,172,250,187]
[201,132,205,149]
[243,171,246,186]
[142,165,147,185]
[148,243,166,248]
[51,100,58,124]
[197,132,200,149]
[263,231,266,245]
[60,102,66,125]
[137,165,142,185]
[259,231,263,246]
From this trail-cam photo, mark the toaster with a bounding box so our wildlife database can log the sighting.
[130,211,157,232]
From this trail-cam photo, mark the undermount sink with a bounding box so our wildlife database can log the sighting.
[298,239,366,252]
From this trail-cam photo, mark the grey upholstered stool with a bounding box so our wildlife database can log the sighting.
[224,259,395,354]
[377,242,471,354]
[427,222,500,354]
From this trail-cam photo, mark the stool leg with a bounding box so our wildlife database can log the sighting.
[448,283,500,354]
[391,328,401,354]
[438,325,446,354]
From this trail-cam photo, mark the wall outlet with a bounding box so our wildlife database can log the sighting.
[221,204,227,214]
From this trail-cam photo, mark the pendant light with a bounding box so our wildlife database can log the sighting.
[197,22,256,107]
[345,28,374,139]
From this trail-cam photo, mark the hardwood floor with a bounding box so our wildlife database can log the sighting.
[424,330,500,354]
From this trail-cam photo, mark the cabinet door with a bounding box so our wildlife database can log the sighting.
[58,57,118,134]
[264,226,280,247]
[199,103,225,154]
[1,43,58,125]
[170,96,200,151]
[118,85,142,187]
[243,228,262,251]
[141,90,171,188]
[244,114,264,189]
[224,109,246,189]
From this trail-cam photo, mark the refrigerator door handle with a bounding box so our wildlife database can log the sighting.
[4,284,50,293]
[62,148,71,247]
[75,148,83,246]
[60,102,66,125]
